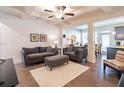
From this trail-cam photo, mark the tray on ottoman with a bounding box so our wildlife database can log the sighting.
[44,55,69,71]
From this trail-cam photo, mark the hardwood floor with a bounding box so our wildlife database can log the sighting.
[15,55,119,87]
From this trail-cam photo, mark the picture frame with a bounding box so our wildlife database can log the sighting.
[30,33,39,42]
[40,34,47,42]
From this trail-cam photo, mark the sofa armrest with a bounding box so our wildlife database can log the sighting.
[63,48,67,54]
[21,50,28,67]
[75,49,83,62]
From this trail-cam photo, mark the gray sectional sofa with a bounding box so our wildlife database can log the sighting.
[21,46,58,67]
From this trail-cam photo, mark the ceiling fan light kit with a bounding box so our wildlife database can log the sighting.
[55,12,63,18]
[44,6,74,20]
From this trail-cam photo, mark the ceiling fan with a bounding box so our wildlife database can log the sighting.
[44,6,74,20]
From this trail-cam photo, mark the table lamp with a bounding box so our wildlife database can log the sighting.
[54,41,58,48]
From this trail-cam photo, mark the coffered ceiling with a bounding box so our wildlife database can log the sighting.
[0,6,124,26]
[30,6,102,24]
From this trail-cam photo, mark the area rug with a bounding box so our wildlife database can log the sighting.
[30,61,89,87]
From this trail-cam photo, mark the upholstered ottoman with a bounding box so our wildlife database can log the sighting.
[44,55,69,71]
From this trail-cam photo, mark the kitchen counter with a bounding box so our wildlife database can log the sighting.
[107,46,124,59]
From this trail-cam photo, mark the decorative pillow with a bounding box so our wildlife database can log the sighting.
[47,46,53,52]
[39,47,48,53]
[72,47,78,52]
[115,50,124,62]
[23,47,39,54]
[67,47,73,52]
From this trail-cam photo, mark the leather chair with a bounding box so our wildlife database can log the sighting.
[104,50,124,78]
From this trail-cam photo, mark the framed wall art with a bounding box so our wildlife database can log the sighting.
[30,33,39,42]
[40,34,47,42]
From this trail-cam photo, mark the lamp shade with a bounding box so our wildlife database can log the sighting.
[54,41,58,44]
[71,35,76,41]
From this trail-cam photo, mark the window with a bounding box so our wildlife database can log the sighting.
[95,31,97,44]
[82,32,88,45]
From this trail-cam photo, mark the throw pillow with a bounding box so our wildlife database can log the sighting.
[47,46,53,52]
[67,47,73,52]
[23,47,39,54]
[39,47,48,52]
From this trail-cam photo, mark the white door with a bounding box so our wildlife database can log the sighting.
[101,34,110,52]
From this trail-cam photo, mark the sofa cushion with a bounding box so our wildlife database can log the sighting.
[23,47,39,54]
[104,59,124,71]
[72,47,78,52]
[41,52,55,57]
[28,52,55,59]
[66,47,73,52]
[47,46,53,52]
[64,52,75,56]
[39,47,48,53]
[28,53,44,59]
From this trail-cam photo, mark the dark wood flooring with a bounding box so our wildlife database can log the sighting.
[15,55,119,87]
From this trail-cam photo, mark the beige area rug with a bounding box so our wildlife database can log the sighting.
[30,61,89,87]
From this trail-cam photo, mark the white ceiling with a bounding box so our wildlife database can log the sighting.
[74,16,124,30]
[74,24,88,30]
[29,6,102,24]
[0,6,124,27]
[94,16,124,27]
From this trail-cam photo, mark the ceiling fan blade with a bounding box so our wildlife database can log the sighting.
[44,9,54,12]
[48,15,54,18]
[56,6,66,11]
[65,13,74,16]
[61,6,66,11]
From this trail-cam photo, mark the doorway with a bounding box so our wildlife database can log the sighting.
[101,34,110,54]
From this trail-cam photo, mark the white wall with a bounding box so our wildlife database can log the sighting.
[95,25,119,46]
[63,28,81,47]
[0,14,60,64]
[0,25,1,57]
[95,21,124,46]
